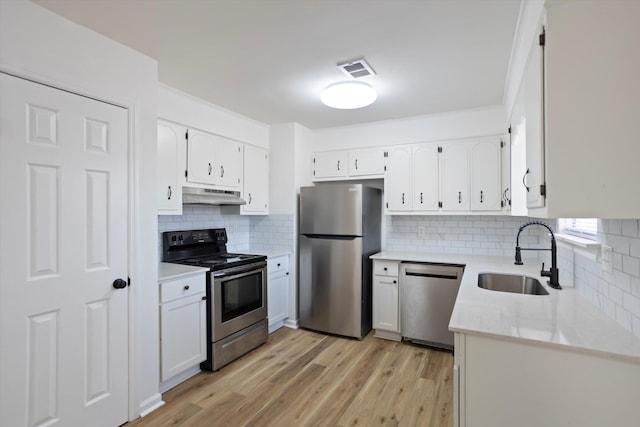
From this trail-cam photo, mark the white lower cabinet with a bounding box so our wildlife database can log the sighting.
[454,332,640,427]
[372,260,401,341]
[267,255,289,333]
[159,272,207,382]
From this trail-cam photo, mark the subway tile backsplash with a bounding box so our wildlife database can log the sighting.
[566,219,640,338]
[385,215,542,259]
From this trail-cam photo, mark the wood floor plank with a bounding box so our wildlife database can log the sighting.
[126,328,453,427]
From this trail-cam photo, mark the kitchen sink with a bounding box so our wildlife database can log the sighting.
[478,273,549,295]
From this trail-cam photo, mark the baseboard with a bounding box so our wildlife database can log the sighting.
[374,329,402,342]
[159,365,202,394]
[268,319,285,334]
[138,393,165,418]
[284,319,299,329]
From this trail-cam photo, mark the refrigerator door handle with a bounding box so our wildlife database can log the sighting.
[302,234,359,240]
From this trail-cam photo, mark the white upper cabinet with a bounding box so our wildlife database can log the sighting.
[412,143,439,211]
[241,145,269,215]
[523,23,545,209]
[186,129,242,190]
[312,147,385,181]
[312,150,348,180]
[348,147,386,177]
[470,139,501,211]
[385,145,413,211]
[515,2,640,218]
[157,120,184,215]
[439,142,470,211]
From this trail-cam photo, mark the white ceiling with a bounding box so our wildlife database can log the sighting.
[33,0,521,129]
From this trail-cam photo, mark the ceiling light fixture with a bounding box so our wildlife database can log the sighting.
[320,81,377,109]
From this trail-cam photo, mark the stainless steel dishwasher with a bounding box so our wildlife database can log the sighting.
[400,262,464,350]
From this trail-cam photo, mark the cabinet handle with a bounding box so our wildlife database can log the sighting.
[355,158,358,170]
[167,185,172,200]
[402,193,405,204]
[248,193,252,204]
[202,296,207,301]
[458,191,462,203]
[286,272,289,275]
[393,280,397,284]
[208,163,212,175]
[183,285,190,290]
[420,192,423,204]
[384,267,388,271]
[337,160,341,171]
[221,165,225,178]
[480,190,484,203]
[523,169,530,192]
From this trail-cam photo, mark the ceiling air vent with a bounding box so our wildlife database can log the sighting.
[337,58,376,79]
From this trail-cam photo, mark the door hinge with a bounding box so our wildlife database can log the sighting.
[384,151,388,158]
[438,201,443,208]
[501,200,505,208]
[539,29,546,46]
[313,157,316,164]
[127,277,131,287]
[508,126,512,134]
[386,202,388,209]
[185,169,188,178]
[500,140,505,148]
[313,170,315,176]
[437,146,442,153]
[185,129,189,140]
[384,165,387,172]
[540,184,546,197]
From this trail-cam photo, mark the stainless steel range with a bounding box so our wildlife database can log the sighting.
[162,228,268,371]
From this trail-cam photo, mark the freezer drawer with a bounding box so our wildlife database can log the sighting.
[298,235,367,338]
[400,263,464,350]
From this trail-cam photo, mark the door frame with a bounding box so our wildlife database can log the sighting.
[0,65,142,421]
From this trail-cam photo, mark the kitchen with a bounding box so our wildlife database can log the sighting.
[1,1,639,426]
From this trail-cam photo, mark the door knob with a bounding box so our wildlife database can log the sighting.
[112,278,127,289]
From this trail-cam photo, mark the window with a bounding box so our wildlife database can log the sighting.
[559,218,598,240]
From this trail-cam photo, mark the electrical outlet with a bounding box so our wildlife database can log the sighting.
[601,245,613,273]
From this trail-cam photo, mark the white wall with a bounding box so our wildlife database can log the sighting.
[158,84,269,148]
[0,0,160,419]
[269,123,297,214]
[313,105,506,151]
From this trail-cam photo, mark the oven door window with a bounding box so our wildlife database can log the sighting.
[221,271,263,323]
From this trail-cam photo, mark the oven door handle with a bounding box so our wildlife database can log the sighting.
[214,263,266,280]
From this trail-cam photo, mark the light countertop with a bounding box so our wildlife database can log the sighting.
[247,248,291,259]
[371,252,640,363]
[158,262,209,282]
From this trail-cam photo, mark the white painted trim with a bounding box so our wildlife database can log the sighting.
[268,319,286,334]
[138,393,165,418]
[284,319,299,329]
[556,233,600,262]
[159,365,202,394]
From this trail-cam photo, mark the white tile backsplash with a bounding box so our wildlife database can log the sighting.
[568,219,640,338]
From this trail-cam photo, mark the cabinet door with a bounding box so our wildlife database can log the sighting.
[373,276,399,332]
[524,26,546,209]
[187,129,217,185]
[470,139,501,211]
[157,121,183,214]
[312,151,348,179]
[385,146,412,211]
[440,142,470,210]
[241,145,269,214]
[267,273,288,328]
[348,147,385,177]
[160,293,206,381]
[412,143,439,211]
[500,132,511,212]
[215,137,242,189]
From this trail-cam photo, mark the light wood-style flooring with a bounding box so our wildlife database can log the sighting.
[128,327,453,427]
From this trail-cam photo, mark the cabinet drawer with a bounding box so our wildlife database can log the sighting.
[268,256,289,277]
[160,274,206,304]
[374,261,399,277]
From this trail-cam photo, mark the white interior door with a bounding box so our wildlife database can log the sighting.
[0,73,129,427]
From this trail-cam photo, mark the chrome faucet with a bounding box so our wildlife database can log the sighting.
[514,221,561,289]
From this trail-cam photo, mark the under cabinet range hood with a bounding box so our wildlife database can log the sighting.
[182,186,246,206]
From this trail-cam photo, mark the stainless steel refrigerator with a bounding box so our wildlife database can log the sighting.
[298,183,381,339]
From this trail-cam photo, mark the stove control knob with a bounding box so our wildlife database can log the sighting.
[178,234,183,241]
[171,235,177,242]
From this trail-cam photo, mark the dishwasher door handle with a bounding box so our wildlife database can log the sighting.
[404,271,459,280]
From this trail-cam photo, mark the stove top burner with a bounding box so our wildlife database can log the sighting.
[162,228,266,271]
